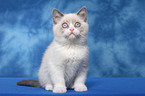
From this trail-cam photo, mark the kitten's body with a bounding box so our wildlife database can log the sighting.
[39,40,88,88]
[17,7,89,93]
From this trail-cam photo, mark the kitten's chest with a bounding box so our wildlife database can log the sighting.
[58,45,88,60]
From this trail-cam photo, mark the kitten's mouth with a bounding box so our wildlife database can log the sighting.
[69,34,75,38]
[69,32,81,38]
[64,33,80,40]
[70,33,75,36]
[68,32,75,36]
[69,32,75,35]
[69,34,80,40]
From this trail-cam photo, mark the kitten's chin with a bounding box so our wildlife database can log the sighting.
[69,34,75,38]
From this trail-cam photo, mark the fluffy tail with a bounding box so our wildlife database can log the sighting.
[17,80,41,87]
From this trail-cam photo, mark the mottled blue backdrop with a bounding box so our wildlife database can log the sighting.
[0,0,145,77]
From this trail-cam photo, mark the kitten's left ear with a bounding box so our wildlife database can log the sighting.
[77,6,87,22]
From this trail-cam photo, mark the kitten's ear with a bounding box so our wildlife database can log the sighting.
[53,8,64,24]
[77,6,87,22]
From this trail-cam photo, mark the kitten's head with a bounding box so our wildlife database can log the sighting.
[52,7,88,44]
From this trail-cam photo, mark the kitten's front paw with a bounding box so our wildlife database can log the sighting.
[74,84,87,92]
[53,85,67,93]
[45,84,53,91]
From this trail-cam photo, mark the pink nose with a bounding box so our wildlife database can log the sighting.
[70,28,74,32]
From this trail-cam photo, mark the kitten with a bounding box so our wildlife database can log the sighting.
[17,6,89,93]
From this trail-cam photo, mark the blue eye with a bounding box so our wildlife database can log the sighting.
[75,22,81,27]
[62,23,68,28]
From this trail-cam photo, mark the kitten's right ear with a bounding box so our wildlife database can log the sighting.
[53,8,64,24]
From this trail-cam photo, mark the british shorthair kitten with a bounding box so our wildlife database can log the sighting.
[17,6,89,93]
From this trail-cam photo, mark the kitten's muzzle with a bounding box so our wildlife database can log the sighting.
[70,28,75,35]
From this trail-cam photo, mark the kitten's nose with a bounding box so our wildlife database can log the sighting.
[70,28,74,32]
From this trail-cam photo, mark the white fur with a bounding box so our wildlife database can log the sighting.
[38,11,89,93]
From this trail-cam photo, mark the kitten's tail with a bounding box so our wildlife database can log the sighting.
[17,80,41,87]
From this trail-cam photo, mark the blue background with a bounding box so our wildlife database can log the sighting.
[0,0,145,77]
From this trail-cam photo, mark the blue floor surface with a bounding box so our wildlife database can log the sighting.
[0,77,145,96]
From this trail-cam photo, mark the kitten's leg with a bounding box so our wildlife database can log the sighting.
[38,63,53,91]
[49,65,67,93]
[74,66,88,92]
